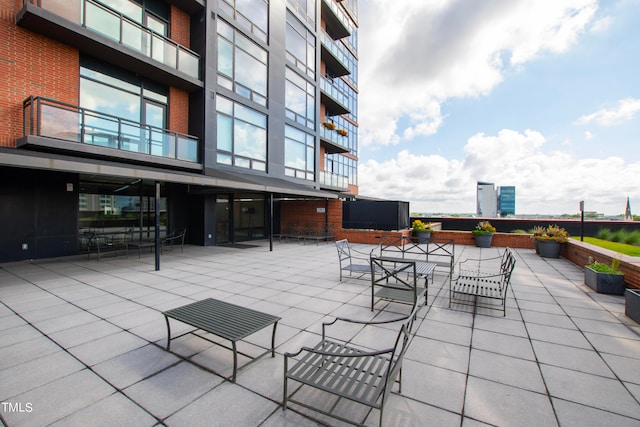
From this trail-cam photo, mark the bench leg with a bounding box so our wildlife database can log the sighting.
[232,341,238,382]
[164,315,172,350]
[271,321,278,357]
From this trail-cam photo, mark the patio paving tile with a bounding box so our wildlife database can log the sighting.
[1,243,639,426]
[464,376,557,427]
[540,364,640,419]
[123,361,223,420]
[166,382,278,427]
[551,397,640,427]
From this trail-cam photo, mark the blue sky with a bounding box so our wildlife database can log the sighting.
[356,0,640,215]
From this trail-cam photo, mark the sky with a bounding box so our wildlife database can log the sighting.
[356,0,640,216]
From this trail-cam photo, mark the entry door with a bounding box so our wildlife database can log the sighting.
[216,195,230,244]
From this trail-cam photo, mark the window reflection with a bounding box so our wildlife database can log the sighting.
[216,95,267,171]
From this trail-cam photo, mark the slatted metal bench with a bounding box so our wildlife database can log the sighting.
[283,304,419,426]
[163,298,280,382]
[378,234,454,289]
[449,248,516,316]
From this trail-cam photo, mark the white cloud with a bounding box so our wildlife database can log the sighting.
[584,130,594,140]
[358,0,599,148]
[358,129,640,215]
[576,98,640,126]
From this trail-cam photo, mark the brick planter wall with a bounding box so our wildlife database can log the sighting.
[564,240,640,290]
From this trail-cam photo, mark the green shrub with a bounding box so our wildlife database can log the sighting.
[596,228,613,241]
[623,230,640,245]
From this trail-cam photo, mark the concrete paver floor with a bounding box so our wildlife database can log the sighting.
[1,241,639,426]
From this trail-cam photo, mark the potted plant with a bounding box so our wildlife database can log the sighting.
[472,221,496,248]
[529,225,546,253]
[323,121,336,130]
[585,257,625,295]
[336,128,348,137]
[411,220,433,244]
[534,225,568,258]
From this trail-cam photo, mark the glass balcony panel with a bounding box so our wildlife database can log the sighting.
[178,50,199,79]
[122,20,144,53]
[151,131,175,158]
[85,2,120,42]
[120,123,147,154]
[83,114,119,149]
[40,104,80,142]
[177,136,198,162]
[40,0,82,23]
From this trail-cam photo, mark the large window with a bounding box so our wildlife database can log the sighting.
[218,0,269,42]
[216,95,267,171]
[285,67,315,129]
[287,0,315,26]
[286,10,315,78]
[217,19,268,107]
[79,58,169,154]
[284,125,315,180]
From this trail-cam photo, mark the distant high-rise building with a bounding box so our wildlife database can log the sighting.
[498,186,516,217]
[477,182,497,217]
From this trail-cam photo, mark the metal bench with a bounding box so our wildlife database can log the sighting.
[449,247,516,316]
[161,228,186,253]
[335,239,377,281]
[163,298,280,382]
[379,234,454,288]
[283,304,419,426]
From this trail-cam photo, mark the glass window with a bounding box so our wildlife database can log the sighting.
[217,20,268,106]
[216,95,267,171]
[284,124,315,180]
[287,0,315,26]
[286,11,315,78]
[285,67,315,129]
[218,0,268,42]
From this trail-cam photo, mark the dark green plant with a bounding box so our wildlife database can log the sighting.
[596,228,613,241]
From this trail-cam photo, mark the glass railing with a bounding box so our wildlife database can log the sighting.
[320,171,349,189]
[321,0,353,38]
[320,31,351,76]
[320,126,349,150]
[25,0,200,79]
[321,76,350,111]
[23,96,199,163]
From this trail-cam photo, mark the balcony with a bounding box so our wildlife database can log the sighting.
[19,96,201,171]
[319,170,349,190]
[320,76,350,116]
[320,126,349,154]
[320,32,350,78]
[321,0,351,40]
[17,0,202,92]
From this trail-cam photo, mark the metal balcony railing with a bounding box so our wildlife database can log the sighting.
[320,31,350,77]
[23,96,199,163]
[320,76,350,115]
[320,171,349,189]
[24,0,200,79]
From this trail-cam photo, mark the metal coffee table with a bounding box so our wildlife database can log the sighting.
[163,298,281,382]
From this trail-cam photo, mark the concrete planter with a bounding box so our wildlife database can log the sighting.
[474,233,493,248]
[584,266,625,295]
[625,289,640,323]
[537,240,563,258]
[413,231,431,244]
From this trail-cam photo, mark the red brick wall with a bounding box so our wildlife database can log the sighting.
[280,199,342,234]
[0,0,79,147]
[170,5,190,48]
[169,87,189,134]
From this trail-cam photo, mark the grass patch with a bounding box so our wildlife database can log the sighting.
[579,237,640,257]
